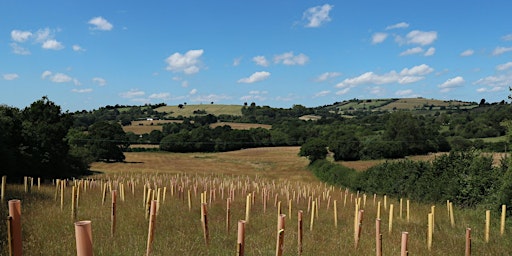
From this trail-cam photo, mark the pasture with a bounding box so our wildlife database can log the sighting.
[1,147,512,255]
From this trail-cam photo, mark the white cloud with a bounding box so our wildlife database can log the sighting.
[189,89,198,95]
[237,71,271,83]
[372,32,388,44]
[42,39,64,50]
[92,77,107,86]
[395,89,413,96]
[240,91,268,102]
[72,88,93,93]
[11,30,32,42]
[252,56,269,67]
[120,89,145,98]
[438,76,465,92]
[474,73,512,93]
[233,57,242,66]
[10,43,30,55]
[335,87,351,95]
[165,49,204,74]
[191,94,231,103]
[460,49,474,57]
[51,73,73,83]
[314,90,330,97]
[424,47,435,56]
[492,46,512,56]
[148,93,171,100]
[303,4,333,28]
[88,17,113,31]
[316,72,341,82]
[34,28,51,43]
[336,64,433,88]
[497,62,512,71]
[400,47,423,56]
[41,71,52,79]
[181,80,189,87]
[386,22,409,30]
[2,73,19,80]
[369,86,385,95]
[502,34,512,41]
[73,45,85,52]
[406,30,437,45]
[274,52,309,65]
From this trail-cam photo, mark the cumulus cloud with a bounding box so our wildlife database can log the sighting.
[189,89,198,95]
[438,76,465,92]
[405,30,437,45]
[252,56,269,67]
[314,90,330,97]
[148,93,171,100]
[395,89,414,96]
[400,47,423,56]
[72,88,93,93]
[88,17,113,31]
[165,49,204,74]
[191,94,231,103]
[237,71,271,83]
[2,73,19,80]
[424,47,435,56]
[497,62,512,71]
[73,45,85,52]
[460,49,474,57]
[372,32,388,44]
[274,52,309,65]
[42,39,64,50]
[41,71,80,85]
[11,30,32,42]
[233,57,242,66]
[303,4,333,28]
[335,87,351,95]
[316,72,341,82]
[240,90,268,102]
[41,70,52,79]
[492,46,512,56]
[502,34,512,41]
[474,73,512,93]
[92,77,107,86]
[336,64,433,88]
[10,43,30,55]
[34,28,52,43]
[120,89,145,98]
[386,22,409,30]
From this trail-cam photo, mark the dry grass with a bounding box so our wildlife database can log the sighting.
[155,104,243,117]
[379,98,474,111]
[124,121,270,134]
[210,122,271,130]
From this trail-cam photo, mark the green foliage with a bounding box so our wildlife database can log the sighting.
[298,138,328,163]
[308,159,357,187]
[87,121,128,162]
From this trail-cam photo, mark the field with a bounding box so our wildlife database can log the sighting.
[155,104,243,117]
[124,121,271,135]
[2,147,512,255]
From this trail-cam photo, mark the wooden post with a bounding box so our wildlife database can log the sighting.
[485,210,490,243]
[9,200,22,256]
[388,204,394,233]
[237,220,246,256]
[38,177,41,190]
[310,200,315,231]
[201,203,210,246]
[6,216,12,256]
[102,183,107,205]
[61,181,65,211]
[465,228,471,256]
[188,189,192,211]
[427,213,433,251]
[449,202,455,228]
[245,194,251,223]
[226,198,231,233]
[355,210,364,249]
[376,219,382,256]
[71,186,77,220]
[399,198,403,219]
[75,220,93,256]
[1,175,6,201]
[431,205,435,233]
[298,210,303,256]
[501,204,506,235]
[406,199,410,223]
[333,200,338,228]
[146,200,157,256]
[275,214,285,256]
[377,201,381,220]
[400,232,408,256]
[111,190,117,237]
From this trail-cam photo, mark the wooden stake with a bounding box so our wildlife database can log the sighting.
[406,199,410,223]
[333,200,338,228]
[355,210,364,249]
[201,203,210,246]
[71,186,77,220]
[310,201,315,231]
[1,175,6,201]
[388,204,394,234]
[6,216,12,256]
[427,213,433,251]
[449,202,455,228]
[377,201,381,220]
[226,198,231,233]
[275,214,285,256]
[111,190,117,237]
[465,228,471,256]
[485,210,490,243]
[245,194,251,223]
[376,218,382,256]
[237,220,246,256]
[501,204,506,235]
[298,210,303,256]
[399,198,403,219]
[146,200,157,256]
[400,232,408,256]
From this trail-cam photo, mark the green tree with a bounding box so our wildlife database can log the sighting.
[0,105,22,176]
[87,121,128,162]
[299,138,328,163]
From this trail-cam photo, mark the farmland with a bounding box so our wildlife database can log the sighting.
[2,148,512,255]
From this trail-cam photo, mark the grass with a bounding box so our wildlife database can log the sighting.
[124,121,271,135]
[2,147,512,255]
[155,104,243,117]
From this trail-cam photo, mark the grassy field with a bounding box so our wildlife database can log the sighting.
[124,121,271,135]
[155,104,243,117]
[2,148,512,255]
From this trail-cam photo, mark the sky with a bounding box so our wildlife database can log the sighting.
[1,0,512,111]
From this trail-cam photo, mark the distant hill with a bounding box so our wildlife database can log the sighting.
[328,98,478,113]
[155,104,243,117]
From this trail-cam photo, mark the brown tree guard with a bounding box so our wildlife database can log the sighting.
[61,180,65,211]
[388,204,394,233]
[146,200,158,256]
[37,177,41,190]
[245,194,251,223]
[449,202,455,228]
[6,216,12,256]
[376,219,382,256]
[236,220,246,256]
[465,228,471,256]
[201,203,210,246]
[1,175,6,201]
[275,214,285,256]
[406,200,410,223]
[102,183,107,206]
[71,186,77,220]
[298,210,303,256]
[333,200,338,228]
[355,210,364,249]
[485,210,490,243]
[377,201,381,220]
[501,204,506,235]
[431,206,435,233]
[309,201,315,231]
[111,190,117,237]
[9,199,22,256]
[75,220,93,256]
[427,213,433,251]
[399,198,403,219]
[400,232,408,256]
[226,198,231,233]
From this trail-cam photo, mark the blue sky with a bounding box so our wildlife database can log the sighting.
[1,0,512,111]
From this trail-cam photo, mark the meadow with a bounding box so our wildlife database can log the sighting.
[2,147,512,255]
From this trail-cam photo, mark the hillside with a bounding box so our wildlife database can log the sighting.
[330,97,477,112]
[155,104,243,117]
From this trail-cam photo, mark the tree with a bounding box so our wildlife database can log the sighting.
[299,138,328,163]
[87,121,128,162]
[0,105,22,176]
[329,134,361,161]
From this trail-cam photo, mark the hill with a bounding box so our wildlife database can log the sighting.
[329,97,477,112]
[155,104,243,117]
